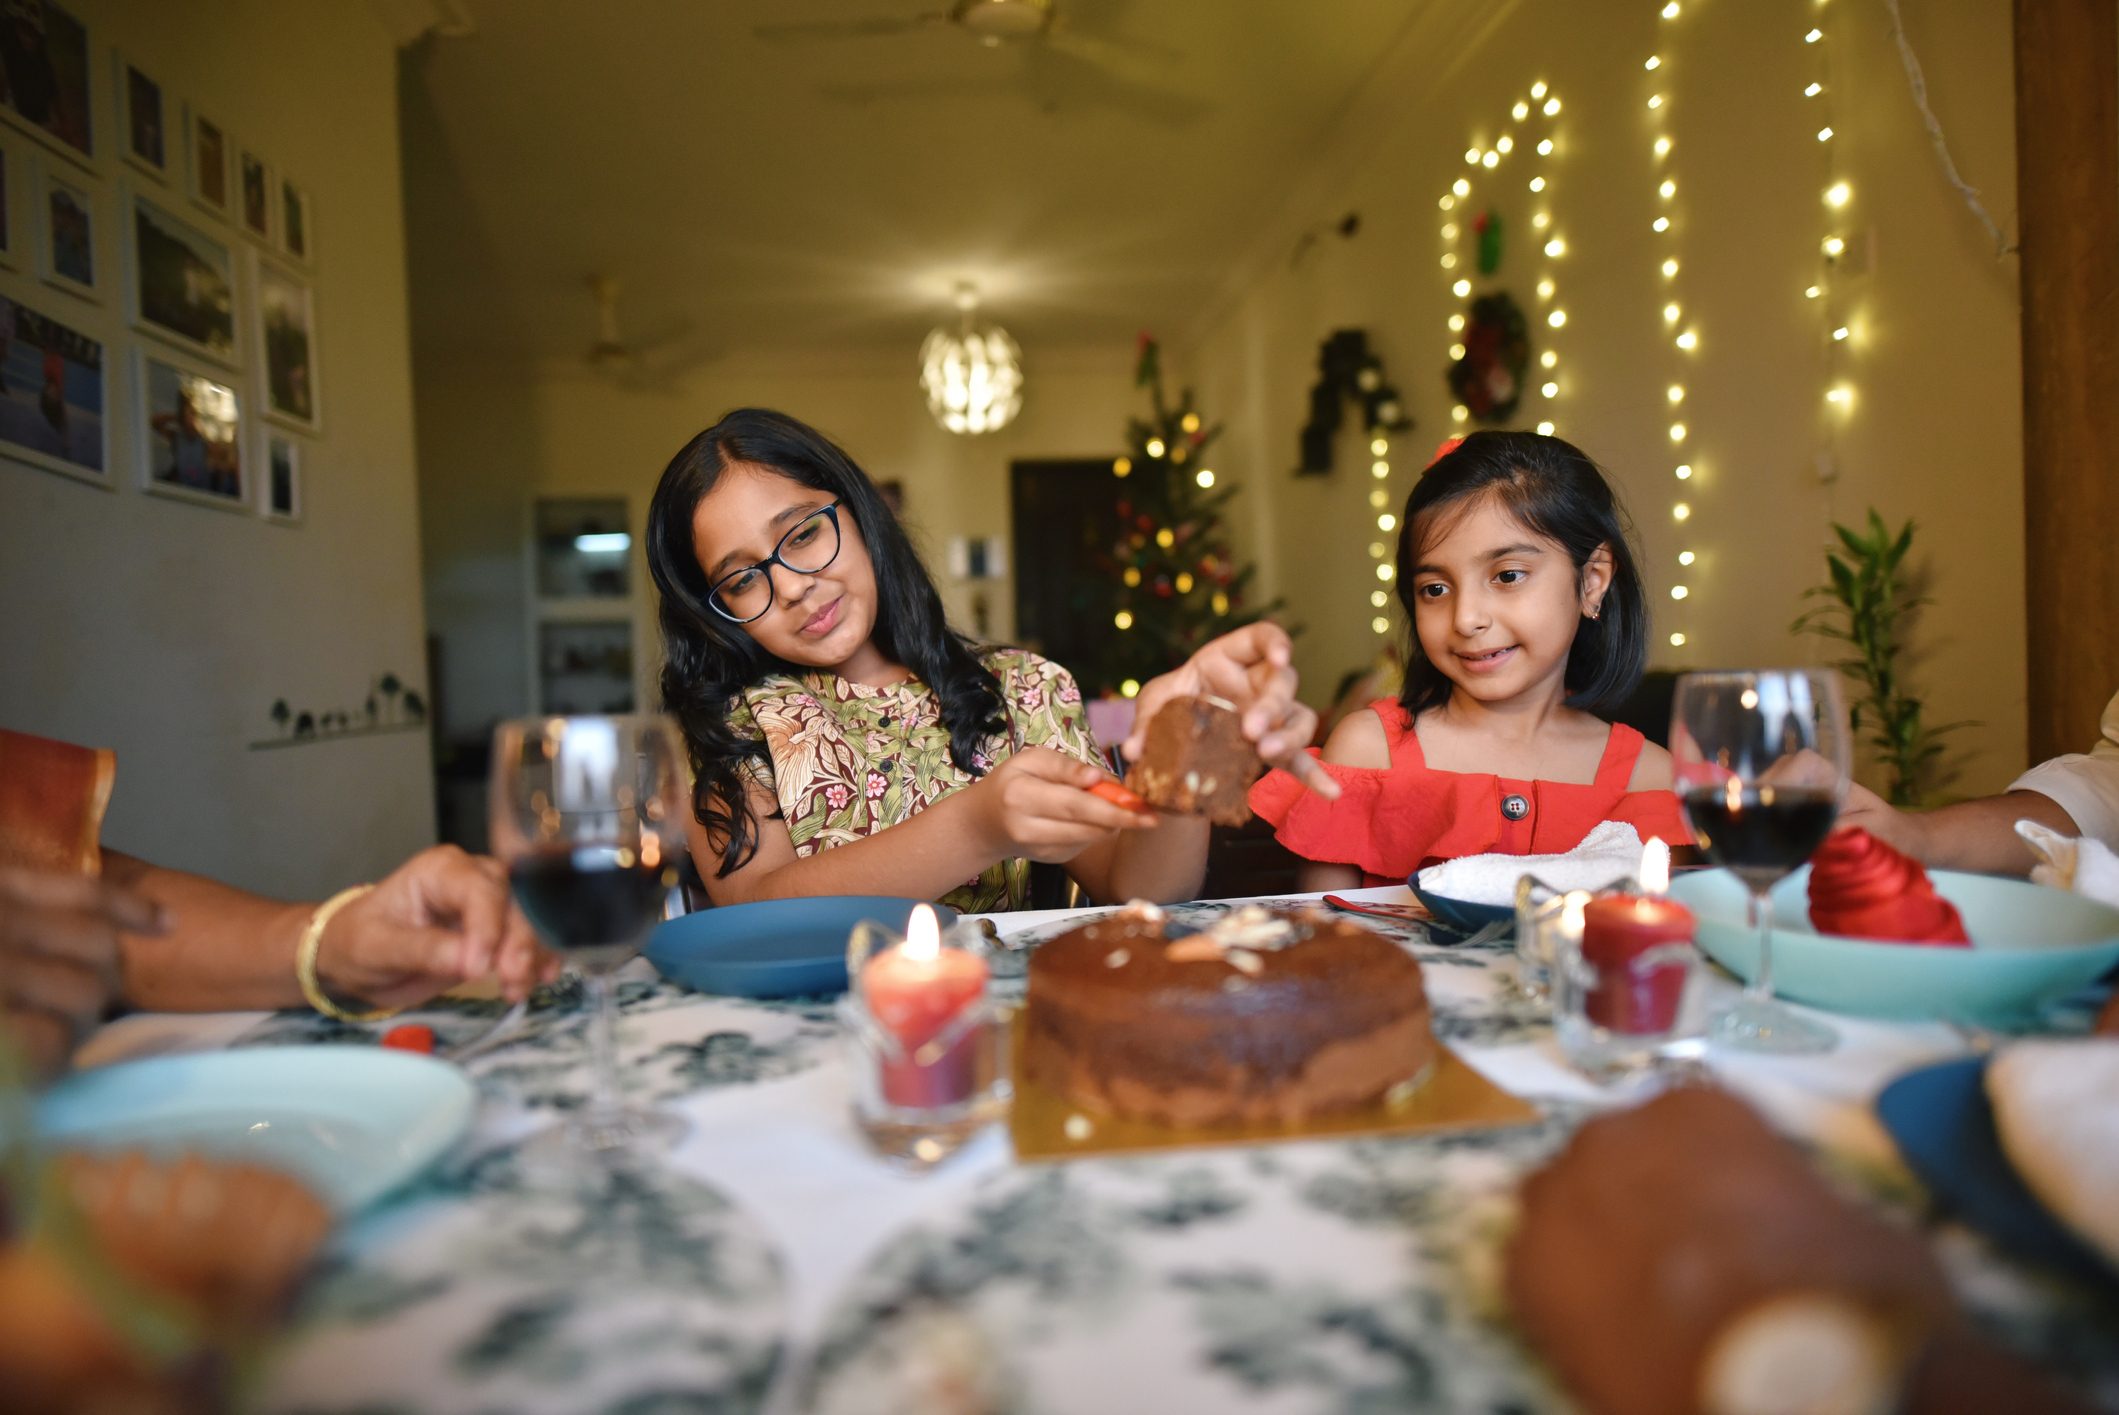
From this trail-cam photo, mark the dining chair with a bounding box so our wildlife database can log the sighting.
[0,727,115,874]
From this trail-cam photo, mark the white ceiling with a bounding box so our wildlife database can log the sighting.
[399,0,1485,365]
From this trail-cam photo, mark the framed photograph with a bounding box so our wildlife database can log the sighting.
[35,156,95,298]
[260,429,299,523]
[127,189,236,362]
[0,141,16,270]
[0,292,104,485]
[254,256,318,430]
[114,49,164,179]
[279,176,310,264]
[136,344,243,510]
[238,147,270,241]
[185,107,228,218]
[0,1,92,167]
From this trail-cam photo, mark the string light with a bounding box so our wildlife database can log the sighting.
[1145,437,1165,458]
[1807,1,1856,491]
[1114,610,1134,630]
[1434,75,1568,574]
[1120,678,1140,697]
[1678,550,1695,565]
[1195,468,1216,488]
[1645,5,1702,659]
[1371,590,1389,607]
[1366,437,1393,627]
[1112,456,1132,478]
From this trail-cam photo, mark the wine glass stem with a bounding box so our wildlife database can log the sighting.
[1747,887,1776,1002]
[584,971,622,1122]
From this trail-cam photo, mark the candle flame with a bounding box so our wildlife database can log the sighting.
[904,903,941,962]
[1560,891,1588,938]
[1640,837,1671,895]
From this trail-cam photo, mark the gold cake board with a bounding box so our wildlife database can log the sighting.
[1009,1016,1541,1162]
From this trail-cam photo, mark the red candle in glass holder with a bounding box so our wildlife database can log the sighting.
[860,904,989,1108]
[1580,840,1696,1036]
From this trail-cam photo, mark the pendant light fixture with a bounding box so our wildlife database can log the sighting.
[919,281,1024,435]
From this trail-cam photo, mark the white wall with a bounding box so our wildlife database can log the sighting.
[0,1,432,895]
[1178,0,2025,795]
[413,343,1139,750]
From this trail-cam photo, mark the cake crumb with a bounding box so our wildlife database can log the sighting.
[1064,1114,1093,1141]
[1207,904,1299,952]
[1105,948,1131,968]
[1225,948,1264,976]
[1384,1073,1425,1109]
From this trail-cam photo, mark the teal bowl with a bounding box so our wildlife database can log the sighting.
[1669,866,2119,1024]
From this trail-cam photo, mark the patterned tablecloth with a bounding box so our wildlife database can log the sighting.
[77,887,2119,1414]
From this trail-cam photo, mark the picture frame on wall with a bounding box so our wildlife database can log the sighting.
[238,148,271,242]
[0,142,17,271]
[185,107,229,218]
[279,177,310,265]
[135,343,244,512]
[0,292,106,486]
[114,49,165,180]
[0,1,93,168]
[254,255,318,431]
[260,429,300,523]
[35,156,96,299]
[126,189,237,363]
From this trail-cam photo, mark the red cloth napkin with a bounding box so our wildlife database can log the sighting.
[1807,828,1970,945]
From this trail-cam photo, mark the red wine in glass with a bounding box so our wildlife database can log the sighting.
[1678,785,1839,890]
[491,713,690,1163]
[507,846,674,974]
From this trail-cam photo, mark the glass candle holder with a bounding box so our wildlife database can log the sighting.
[1552,885,1700,1081]
[1513,877,1589,1000]
[839,906,1009,1169]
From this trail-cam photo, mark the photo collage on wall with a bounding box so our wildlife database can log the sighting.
[0,2,319,524]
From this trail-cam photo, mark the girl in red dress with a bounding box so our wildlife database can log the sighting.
[1252,431,1689,890]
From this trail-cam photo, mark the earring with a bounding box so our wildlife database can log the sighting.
[1586,603,1602,621]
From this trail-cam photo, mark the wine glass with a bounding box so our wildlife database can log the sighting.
[1669,670,1850,1055]
[491,714,689,1160]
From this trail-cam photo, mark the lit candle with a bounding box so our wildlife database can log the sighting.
[860,904,990,1108]
[1581,837,1696,1035]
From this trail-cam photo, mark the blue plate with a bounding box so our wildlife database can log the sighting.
[1409,883,1514,940]
[34,1046,475,1214]
[1877,1056,2117,1291]
[1673,866,2119,1023]
[646,895,960,998]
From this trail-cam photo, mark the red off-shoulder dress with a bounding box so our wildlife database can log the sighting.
[1249,698,1693,886]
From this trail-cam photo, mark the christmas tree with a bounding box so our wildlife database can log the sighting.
[1091,335,1275,697]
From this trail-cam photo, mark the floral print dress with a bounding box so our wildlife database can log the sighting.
[727,648,1104,913]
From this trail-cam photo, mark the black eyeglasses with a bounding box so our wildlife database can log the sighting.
[707,502,843,623]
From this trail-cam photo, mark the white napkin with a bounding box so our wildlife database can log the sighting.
[1416,820,1645,906]
[2014,820,2119,909]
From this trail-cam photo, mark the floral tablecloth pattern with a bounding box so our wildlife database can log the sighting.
[89,890,2119,1413]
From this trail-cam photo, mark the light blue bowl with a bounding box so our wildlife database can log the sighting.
[1670,866,2119,1023]
[34,1046,476,1213]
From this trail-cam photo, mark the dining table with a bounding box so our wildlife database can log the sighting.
[69,884,2119,1414]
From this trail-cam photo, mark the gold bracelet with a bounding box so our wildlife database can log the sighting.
[295,884,400,1022]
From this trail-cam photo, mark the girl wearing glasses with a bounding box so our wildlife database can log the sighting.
[647,408,1332,912]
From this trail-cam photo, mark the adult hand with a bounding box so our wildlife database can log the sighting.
[975,747,1158,864]
[1124,621,1339,799]
[314,846,559,1011]
[1763,750,1920,857]
[0,867,164,1082]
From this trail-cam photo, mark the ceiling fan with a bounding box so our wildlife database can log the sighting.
[581,276,708,390]
[755,0,1203,126]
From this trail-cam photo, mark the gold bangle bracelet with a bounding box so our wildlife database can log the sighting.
[295,884,399,1023]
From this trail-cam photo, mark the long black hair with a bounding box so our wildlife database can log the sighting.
[646,408,1005,877]
[1394,430,1648,717]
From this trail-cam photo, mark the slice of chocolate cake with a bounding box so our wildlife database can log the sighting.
[1124,695,1256,826]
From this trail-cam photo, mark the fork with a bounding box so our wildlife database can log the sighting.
[439,1000,531,1063]
[1435,918,1511,949]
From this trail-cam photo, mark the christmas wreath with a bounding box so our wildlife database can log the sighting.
[1447,291,1530,424]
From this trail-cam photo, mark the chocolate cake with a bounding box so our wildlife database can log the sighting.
[1021,904,1436,1126]
[1124,696,1256,826]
